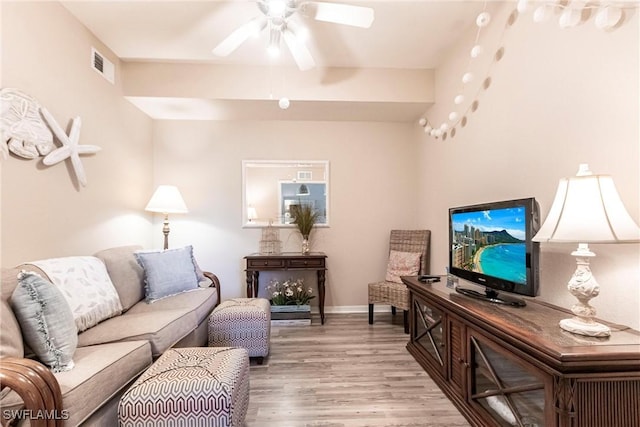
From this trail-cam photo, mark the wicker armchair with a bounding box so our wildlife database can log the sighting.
[368,230,431,333]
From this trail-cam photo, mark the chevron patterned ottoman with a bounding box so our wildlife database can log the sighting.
[118,347,249,427]
[208,298,270,364]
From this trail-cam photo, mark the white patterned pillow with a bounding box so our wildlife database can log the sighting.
[385,250,422,284]
[27,256,123,332]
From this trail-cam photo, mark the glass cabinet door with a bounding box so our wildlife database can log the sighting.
[412,297,446,377]
[468,330,549,427]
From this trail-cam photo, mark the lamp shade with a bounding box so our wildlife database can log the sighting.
[297,184,310,196]
[533,164,640,243]
[145,185,188,214]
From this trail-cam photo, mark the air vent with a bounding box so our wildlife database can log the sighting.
[297,171,312,180]
[91,47,115,84]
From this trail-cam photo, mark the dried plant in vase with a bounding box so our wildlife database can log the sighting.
[291,202,320,254]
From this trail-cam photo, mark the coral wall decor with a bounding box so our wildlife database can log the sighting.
[1,88,101,187]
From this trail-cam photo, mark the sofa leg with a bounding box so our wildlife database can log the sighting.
[403,310,409,334]
[368,304,374,324]
[391,306,397,316]
[255,357,264,365]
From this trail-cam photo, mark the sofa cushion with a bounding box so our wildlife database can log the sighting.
[1,267,20,300]
[94,245,145,311]
[10,271,78,372]
[77,309,197,357]
[135,246,200,303]
[26,256,123,332]
[0,268,23,358]
[56,340,152,426]
[0,341,150,425]
[126,287,217,329]
[0,299,23,359]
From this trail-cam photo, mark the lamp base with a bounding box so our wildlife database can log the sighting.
[560,243,610,338]
[559,317,611,337]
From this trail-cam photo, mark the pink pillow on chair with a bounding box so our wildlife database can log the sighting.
[385,250,421,283]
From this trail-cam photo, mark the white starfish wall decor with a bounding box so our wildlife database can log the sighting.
[1,88,102,188]
[40,107,101,187]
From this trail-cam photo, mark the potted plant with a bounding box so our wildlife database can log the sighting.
[267,278,315,306]
[267,278,315,325]
[291,202,319,254]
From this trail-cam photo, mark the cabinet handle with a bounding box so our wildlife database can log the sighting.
[264,261,268,265]
[304,261,308,265]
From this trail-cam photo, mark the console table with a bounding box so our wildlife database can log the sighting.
[244,252,327,324]
[401,276,640,427]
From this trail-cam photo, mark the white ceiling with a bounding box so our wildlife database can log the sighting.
[62,1,488,121]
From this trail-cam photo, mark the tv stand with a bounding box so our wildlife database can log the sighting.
[402,276,640,427]
[455,286,526,307]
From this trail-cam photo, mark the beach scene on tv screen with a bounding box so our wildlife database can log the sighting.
[451,206,527,285]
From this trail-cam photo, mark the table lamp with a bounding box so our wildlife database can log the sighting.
[145,185,189,250]
[533,164,640,337]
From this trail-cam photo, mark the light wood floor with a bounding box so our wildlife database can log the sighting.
[245,312,470,427]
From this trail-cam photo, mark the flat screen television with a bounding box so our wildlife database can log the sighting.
[448,197,540,307]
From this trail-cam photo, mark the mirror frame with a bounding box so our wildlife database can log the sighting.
[242,160,330,228]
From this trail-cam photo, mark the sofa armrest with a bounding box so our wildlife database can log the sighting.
[202,272,221,307]
[0,357,64,427]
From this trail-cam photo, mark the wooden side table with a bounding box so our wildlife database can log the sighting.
[244,252,327,324]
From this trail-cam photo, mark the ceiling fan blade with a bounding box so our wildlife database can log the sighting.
[212,16,267,57]
[306,1,374,28]
[283,28,316,71]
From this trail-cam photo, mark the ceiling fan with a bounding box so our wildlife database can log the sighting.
[212,0,375,71]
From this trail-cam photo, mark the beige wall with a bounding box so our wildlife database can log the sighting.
[2,2,638,330]
[1,2,154,265]
[150,120,419,305]
[416,4,640,329]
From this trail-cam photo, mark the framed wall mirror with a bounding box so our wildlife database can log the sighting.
[242,160,330,227]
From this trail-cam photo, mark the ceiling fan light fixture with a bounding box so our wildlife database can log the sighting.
[267,0,287,18]
[267,26,282,57]
[214,0,375,71]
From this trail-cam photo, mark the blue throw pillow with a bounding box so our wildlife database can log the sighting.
[10,271,77,372]
[135,246,200,303]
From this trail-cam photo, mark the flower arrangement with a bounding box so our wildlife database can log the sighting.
[267,278,315,306]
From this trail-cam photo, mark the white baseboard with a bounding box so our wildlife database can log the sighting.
[315,305,394,314]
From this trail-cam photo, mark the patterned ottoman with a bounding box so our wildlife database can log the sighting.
[118,347,249,427]
[208,298,271,364]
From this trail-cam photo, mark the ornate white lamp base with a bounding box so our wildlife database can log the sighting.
[560,243,611,338]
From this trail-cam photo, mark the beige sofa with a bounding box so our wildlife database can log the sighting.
[0,245,220,426]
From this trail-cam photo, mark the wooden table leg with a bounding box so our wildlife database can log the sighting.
[252,271,259,297]
[318,269,326,324]
[246,271,259,297]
